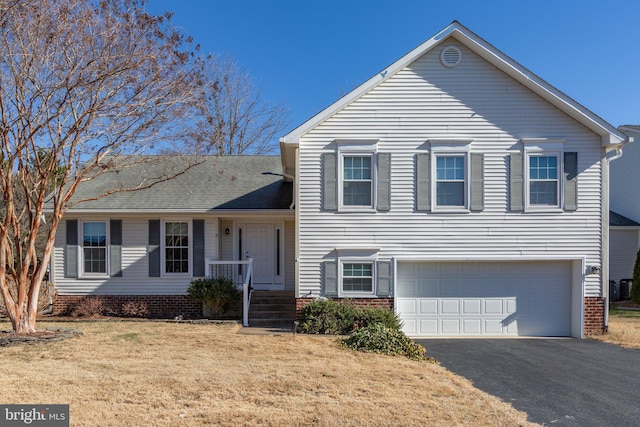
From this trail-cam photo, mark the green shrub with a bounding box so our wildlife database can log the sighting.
[341,323,435,362]
[356,306,402,330]
[298,299,402,335]
[632,248,640,304]
[298,299,357,334]
[187,277,241,316]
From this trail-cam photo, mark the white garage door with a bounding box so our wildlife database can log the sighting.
[397,261,572,337]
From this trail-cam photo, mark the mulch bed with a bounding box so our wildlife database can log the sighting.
[0,328,82,347]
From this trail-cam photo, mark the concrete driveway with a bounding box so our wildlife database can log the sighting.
[416,339,640,426]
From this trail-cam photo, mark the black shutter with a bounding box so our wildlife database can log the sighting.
[65,220,78,278]
[148,220,161,277]
[193,219,205,277]
[110,220,122,277]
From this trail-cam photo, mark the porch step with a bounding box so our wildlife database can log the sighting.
[248,291,296,328]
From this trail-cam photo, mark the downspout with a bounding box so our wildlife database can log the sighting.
[603,143,626,331]
[283,173,295,210]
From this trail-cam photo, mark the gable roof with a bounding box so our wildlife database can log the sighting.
[66,156,292,213]
[281,21,626,150]
[610,211,640,227]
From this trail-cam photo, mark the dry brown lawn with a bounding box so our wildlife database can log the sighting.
[0,320,537,426]
[591,308,640,349]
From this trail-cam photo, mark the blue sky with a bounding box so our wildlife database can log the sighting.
[148,0,639,137]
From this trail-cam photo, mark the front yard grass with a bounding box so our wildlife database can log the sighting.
[592,308,640,349]
[0,321,536,426]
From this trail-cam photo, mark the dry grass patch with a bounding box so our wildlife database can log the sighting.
[0,321,536,426]
[592,309,640,349]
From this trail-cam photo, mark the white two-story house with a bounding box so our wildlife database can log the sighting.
[52,22,627,337]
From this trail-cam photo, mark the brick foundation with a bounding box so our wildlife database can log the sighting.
[295,297,394,319]
[53,295,203,319]
[584,296,606,336]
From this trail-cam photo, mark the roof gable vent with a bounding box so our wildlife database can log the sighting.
[440,46,462,68]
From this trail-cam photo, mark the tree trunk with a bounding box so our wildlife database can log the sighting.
[6,295,37,335]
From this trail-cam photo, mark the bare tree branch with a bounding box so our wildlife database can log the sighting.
[198,55,289,155]
[0,0,212,334]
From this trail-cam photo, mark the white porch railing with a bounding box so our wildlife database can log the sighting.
[206,258,253,327]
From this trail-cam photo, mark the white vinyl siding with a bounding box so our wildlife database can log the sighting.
[295,40,604,299]
[53,216,220,295]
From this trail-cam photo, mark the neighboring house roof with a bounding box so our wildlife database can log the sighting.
[620,125,640,132]
[280,21,627,175]
[610,211,640,227]
[66,156,292,212]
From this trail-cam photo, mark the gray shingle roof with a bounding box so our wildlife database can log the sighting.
[67,156,292,211]
[610,211,640,227]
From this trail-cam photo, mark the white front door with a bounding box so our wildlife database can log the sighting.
[245,223,282,290]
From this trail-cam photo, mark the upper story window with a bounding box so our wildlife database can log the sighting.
[429,139,473,212]
[82,221,107,275]
[528,154,559,207]
[343,155,373,207]
[523,139,565,211]
[435,155,466,207]
[164,221,190,274]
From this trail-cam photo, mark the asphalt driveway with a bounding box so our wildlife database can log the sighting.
[416,339,640,426]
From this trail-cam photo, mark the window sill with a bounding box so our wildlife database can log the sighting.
[337,207,377,214]
[339,293,376,298]
[524,208,564,214]
[78,275,109,280]
[431,208,470,214]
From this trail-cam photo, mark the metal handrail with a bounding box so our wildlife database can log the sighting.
[206,258,253,327]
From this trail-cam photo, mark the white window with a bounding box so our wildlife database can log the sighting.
[528,154,559,206]
[336,140,378,211]
[523,139,564,211]
[81,220,108,276]
[343,155,373,207]
[429,139,472,212]
[435,154,466,207]
[341,261,375,296]
[163,220,191,275]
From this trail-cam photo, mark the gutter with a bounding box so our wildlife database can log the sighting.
[603,138,632,331]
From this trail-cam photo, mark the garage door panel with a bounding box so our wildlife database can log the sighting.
[397,261,572,337]
[419,299,438,314]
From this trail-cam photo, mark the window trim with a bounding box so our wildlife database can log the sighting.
[429,141,471,213]
[161,219,193,278]
[336,140,378,212]
[78,219,110,278]
[336,248,378,297]
[523,140,565,212]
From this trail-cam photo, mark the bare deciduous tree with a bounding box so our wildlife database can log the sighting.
[200,56,289,155]
[0,0,208,334]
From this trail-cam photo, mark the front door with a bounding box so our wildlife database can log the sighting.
[245,223,282,290]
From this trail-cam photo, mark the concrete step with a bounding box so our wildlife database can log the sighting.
[249,303,296,312]
[249,310,296,320]
[249,318,297,328]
